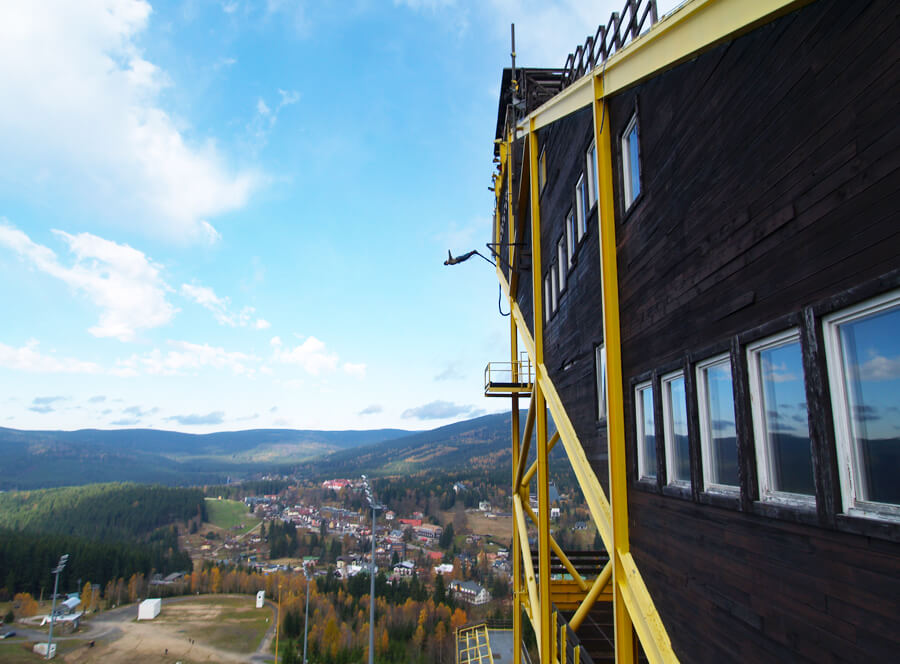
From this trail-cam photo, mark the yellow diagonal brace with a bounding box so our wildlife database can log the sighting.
[522,431,559,489]
[521,499,588,591]
[569,560,612,632]
[514,398,537,490]
[617,551,677,664]
[513,494,543,649]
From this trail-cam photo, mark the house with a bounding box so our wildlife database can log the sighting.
[393,560,416,577]
[485,0,899,661]
[433,563,454,575]
[414,524,443,541]
[448,580,491,606]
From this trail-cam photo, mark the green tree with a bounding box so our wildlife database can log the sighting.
[439,522,454,549]
[434,572,446,605]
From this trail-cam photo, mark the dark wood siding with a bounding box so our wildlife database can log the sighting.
[601,0,900,660]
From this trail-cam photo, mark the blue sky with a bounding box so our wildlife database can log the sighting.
[0,0,680,432]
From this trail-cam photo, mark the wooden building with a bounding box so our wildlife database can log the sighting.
[484,0,899,662]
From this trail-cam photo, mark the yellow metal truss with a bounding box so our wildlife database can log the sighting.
[489,4,814,662]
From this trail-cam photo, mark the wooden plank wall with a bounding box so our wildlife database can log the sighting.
[602,0,900,660]
[530,107,611,486]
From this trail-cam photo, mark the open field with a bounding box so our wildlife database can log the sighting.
[54,595,273,664]
[204,498,260,534]
[0,640,87,663]
[462,512,513,542]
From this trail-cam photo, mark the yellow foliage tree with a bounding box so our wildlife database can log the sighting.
[13,592,38,617]
[81,582,93,617]
[211,567,222,594]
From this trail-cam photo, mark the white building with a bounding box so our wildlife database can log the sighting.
[256,591,265,608]
[449,580,491,606]
[138,598,161,620]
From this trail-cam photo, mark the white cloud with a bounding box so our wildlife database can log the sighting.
[0,339,102,374]
[116,340,257,376]
[342,362,367,378]
[859,353,900,382]
[247,87,300,148]
[271,335,339,375]
[0,222,175,341]
[181,282,268,329]
[0,0,260,243]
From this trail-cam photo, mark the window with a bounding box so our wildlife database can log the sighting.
[824,291,900,519]
[566,210,576,267]
[635,381,656,480]
[543,274,551,323]
[575,174,588,241]
[550,265,558,314]
[697,355,739,491]
[586,142,598,208]
[747,331,815,503]
[662,372,690,486]
[596,345,607,421]
[539,147,547,192]
[621,113,641,208]
[557,237,567,293]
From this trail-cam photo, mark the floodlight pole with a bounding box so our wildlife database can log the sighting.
[362,476,382,664]
[303,566,310,664]
[47,554,68,660]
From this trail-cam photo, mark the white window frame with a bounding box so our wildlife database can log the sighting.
[543,274,551,323]
[635,381,656,480]
[539,147,547,192]
[696,354,739,493]
[621,113,641,208]
[747,329,815,507]
[550,265,558,314]
[595,345,607,421]
[557,237,567,294]
[662,371,690,488]
[566,210,576,268]
[823,290,900,521]
[575,174,587,241]
[586,142,598,208]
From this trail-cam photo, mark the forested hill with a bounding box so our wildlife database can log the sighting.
[0,482,206,540]
[0,483,201,596]
[0,425,413,489]
[292,412,521,479]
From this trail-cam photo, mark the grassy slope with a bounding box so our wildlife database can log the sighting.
[204,498,260,534]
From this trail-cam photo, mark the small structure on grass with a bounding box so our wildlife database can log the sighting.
[138,598,161,620]
[256,590,265,608]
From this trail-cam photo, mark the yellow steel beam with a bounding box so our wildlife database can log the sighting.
[569,561,613,632]
[591,70,635,664]
[514,493,543,648]
[616,551,676,664]
[527,119,553,664]
[509,271,523,664]
[514,398,537,491]
[521,431,559,489]
[520,0,810,133]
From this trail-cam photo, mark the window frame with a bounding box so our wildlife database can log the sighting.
[662,371,690,488]
[586,142,598,208]
[550,264,558,314]
[746,329,816,507]
[543,274,551,323]
[621,113,641,209]
[566,210,576,269]
[696,354,739,494]
[539,147,547,193]
[557,236,567,294]
[635,380,657,481]
[575,174,588,241]
[595,344,607,422]
[823,290,900,522]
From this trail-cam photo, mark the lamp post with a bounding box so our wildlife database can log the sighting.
[47,554,68,660]
[302,565,311,664]
[361,476,383,664]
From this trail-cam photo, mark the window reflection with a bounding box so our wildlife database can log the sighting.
[839,305,900,506]
[701,359,738,487]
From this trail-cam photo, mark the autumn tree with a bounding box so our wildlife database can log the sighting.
[81,582,93,617]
